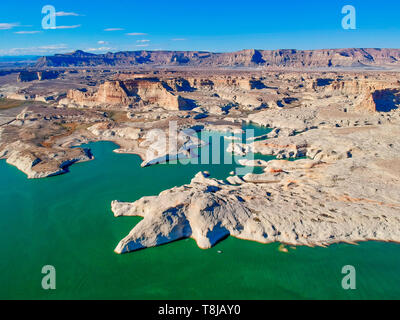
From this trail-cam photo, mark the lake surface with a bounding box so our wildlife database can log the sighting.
[0,125,399,299]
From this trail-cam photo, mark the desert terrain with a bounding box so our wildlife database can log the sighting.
[0,49,399,253]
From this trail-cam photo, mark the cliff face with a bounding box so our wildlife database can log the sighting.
[63,71,400,113]
[95,81,133,105]
[311,78,399,112]
[67,79,194,110]
[35,48,400,68]
[17,71,60,82]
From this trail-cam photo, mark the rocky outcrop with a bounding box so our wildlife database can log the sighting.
[86,122,206,167]
[2,65,400,255]
[35,48,400,68]
[17,70,60,82]
[67,79,197,110]
[112,124,400,254]
[356,89,377,113]
[1,141,92,179]
[310,78,399,113]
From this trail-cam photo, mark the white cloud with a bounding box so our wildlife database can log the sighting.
[136,44,149,47]
[97,40,108,45]
[0,44,69,56]
[104,28,124,31]
[126,32,147,36]
[0,23,19,30]
[56,11,81,17]
[136,39,150,43]
[48,25,81,30]
[171,38,187,41]
[14,31,42,34]
[86,47,113,52]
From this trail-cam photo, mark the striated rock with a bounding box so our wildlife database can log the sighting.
[1,64,400,256]
[67,79,197,110]
[356,89,377,113]
[111,121,400,254]
[36,48,400,68]
[112,149,400,253]
[112,172,258,253]
[2,141,92,179]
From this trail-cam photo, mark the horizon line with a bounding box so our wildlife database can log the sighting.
[2,47,400,58]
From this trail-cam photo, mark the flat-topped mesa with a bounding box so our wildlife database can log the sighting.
[17,70,61,82]
[66,78,196,110]
[62,71,400,113]
[95,80,133,105]
[66,80,135,107]
[311,77,398,94]
[36,48,400,68]
[309,77,400,112]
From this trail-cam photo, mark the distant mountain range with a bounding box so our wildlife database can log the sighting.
[34,48,400,69]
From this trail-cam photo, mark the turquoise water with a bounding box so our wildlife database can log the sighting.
[0,125,399,300]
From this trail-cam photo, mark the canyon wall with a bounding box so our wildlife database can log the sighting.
[35,48,400,69]
[67,78,196,110]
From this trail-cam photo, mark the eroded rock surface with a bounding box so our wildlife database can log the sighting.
[112,143,400,253]
[66,79,196,110]
[36,49,400,68]
[1,66,400,252]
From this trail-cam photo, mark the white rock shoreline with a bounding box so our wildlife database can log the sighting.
[110,117,400,254]
[1,70,400,255]
[112,155,400,254]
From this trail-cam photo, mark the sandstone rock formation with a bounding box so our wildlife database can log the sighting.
[1,66,400,254]
[36,48,400,68]
[66,79,196,110]
[112,123,400,253]
[1,140,92,178]
[18,71,60,82]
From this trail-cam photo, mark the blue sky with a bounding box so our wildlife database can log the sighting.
[0,0,400,56]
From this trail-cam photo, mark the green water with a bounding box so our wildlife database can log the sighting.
[0,126,399,300]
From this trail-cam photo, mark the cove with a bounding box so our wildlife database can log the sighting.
[0,125,399,299]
